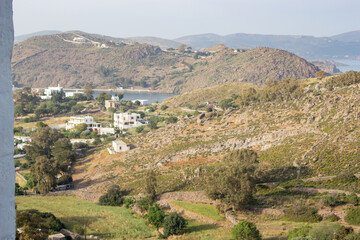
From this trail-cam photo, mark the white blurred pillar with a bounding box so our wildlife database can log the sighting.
[0,0,15,239]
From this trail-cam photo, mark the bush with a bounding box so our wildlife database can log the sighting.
[288,225,312,240]
[137,197,153,212]
[345,207,360,225]
[98,185,125,206]
[147,204,165,230]
[308,223,341,240]
[325,214,339,222]
[124,197,135,208]
[347,193,359,205]
[73,225,85,235]
[231,220,261,240]
[284,204,322,223]
[136,126,144,133]
[166,116,178,124]
[163,212,187,237]
[345,233,360,240]
[160,105,168,111]
[57,174,73,185]
[334,226,354,240]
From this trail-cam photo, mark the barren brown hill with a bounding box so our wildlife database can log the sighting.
[12,32,319,93]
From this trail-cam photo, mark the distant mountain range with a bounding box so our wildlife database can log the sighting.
[15,30,360,60]
[11,31,319,93]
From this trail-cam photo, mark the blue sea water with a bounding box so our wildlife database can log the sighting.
[335,59,360,72]
[93,91,176,104]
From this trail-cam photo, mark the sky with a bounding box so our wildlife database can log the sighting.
[13,0,360,39]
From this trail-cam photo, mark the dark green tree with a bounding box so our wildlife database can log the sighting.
[31,156,59,193]
[145,170,157,200]
[231,220,261,240]
[84,83,94,100]
[206,149,258,210]
[147,204,165,230]
[163,212,187,237]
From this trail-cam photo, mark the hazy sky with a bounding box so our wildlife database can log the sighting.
[14,0,360,39]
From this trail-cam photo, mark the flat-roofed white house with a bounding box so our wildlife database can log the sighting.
[40,84,63,100]
[112,140,130,153]
[113,112,146,129]
[65,90,84,98]
[65,116,102,131]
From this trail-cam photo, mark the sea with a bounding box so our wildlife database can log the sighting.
[334,59,360,72]
[93,91,176,104]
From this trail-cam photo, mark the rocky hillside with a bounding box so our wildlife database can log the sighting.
[72,72,360,197]
[12,32,319,94]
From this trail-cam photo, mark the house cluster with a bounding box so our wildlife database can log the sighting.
[14,136,32,150]
[40,84,84,100]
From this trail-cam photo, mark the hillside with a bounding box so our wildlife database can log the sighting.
[11,32,319,93]
[126,36,181,49]
[174,32,360,60]
[331,30,360,42]
[14,30,62,43]
[71,72,360,199]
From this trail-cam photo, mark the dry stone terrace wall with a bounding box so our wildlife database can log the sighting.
[0,0,15,239]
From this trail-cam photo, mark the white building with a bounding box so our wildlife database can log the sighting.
[113,112,145,129]
[73,37,88,43]
[65,116,102,131]
[41,84,63,100]
[112,140,130,153]
[111,95,120,101]
[65,90,84,98]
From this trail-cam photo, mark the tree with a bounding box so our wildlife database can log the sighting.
[98,184,125,206]
[178,44,186,53]
[163,212,187,237]
[31,156,59,193]
[231,220,261,240]
[145,170,157,200]
[219,98,235,110]
[53,138,75,172]
[206,149,258,210]
[84,83,94,100]
[25,126,62,160]
[147,204,165,230]
[108,107,116,113]
[315,70,327,80]
[134,100,141,106]
[148,117,158,129]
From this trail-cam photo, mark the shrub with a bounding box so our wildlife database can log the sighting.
[284,204,322,223]
[345,233,360,240]
[98,185,124,206]
[163,212,187,237]
[166,116,178,124]
[137,197,153,212]
[308,223,341,240]
[147,204,165,230]
[347,193,359,205]
[136,126,144,133]
[324,214,339,222]
[288,225,312,240]
[124,197,135,209]
[160,105,168,111]
[57,174,73,185]
[345,207,360,225]
[334,226,354,240]
[73,225,85,235]
[231,220,261,240]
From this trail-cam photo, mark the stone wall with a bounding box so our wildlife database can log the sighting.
[0,0,15,239]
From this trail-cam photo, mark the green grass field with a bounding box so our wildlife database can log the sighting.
[172,201,225,221]
[16,196,155,240]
